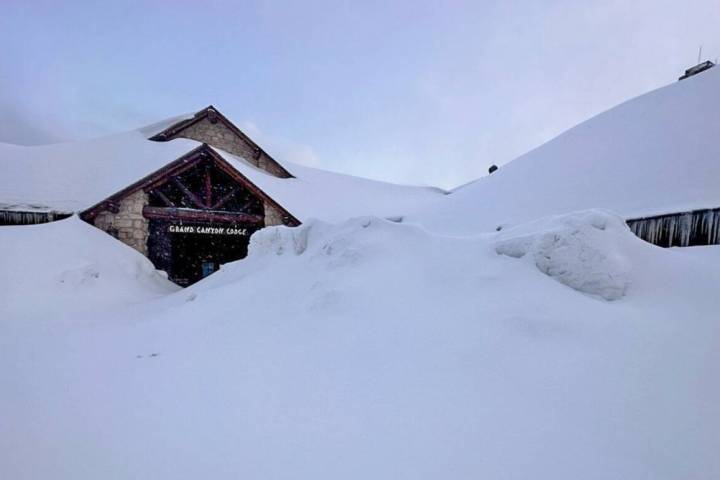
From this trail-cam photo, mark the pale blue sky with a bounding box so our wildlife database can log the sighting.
[1,0,718,188]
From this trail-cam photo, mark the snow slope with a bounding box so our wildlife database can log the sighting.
[222,153,444,222]
[2,213,719,479]
[0,216,176,320]
[417,67,720,234]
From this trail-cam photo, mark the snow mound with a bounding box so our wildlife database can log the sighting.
[248,216,387,260]
[195,216,416,293]
[0,216,177,320]
[248,217,324,257]
[495,210,632,300]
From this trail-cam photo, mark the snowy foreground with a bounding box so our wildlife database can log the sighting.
[2,212,719,479]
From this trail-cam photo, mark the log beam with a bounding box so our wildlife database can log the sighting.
[151,189,175,207]
[142,206,263,225]
[172,177,206,209]
[204,167,213,208]
[210,186,239,210]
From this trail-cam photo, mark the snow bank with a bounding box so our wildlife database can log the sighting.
[248,216,390,258]
[495,210,632,300]
[246,211,635,304]
[0,216,176,320]
[194,215,428,295]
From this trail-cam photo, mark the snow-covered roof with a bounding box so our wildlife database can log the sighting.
[136,112,195,138]
[0,131,201,213]
[417,65,720,234]
[0,120,443,222]
[218,150,444,223]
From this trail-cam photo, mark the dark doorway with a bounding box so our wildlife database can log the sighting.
[148,220,260,286]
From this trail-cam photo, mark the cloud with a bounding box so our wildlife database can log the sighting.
[0,104,66,145]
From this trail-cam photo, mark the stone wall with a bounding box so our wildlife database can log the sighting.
[173,118,290,178]
[93,190,149,255]
[264,203,286,227]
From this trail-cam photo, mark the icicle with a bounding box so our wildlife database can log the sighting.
[627,207,720,248]
[0,210,72,226]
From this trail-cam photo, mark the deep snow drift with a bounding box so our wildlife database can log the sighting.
[0,216,176,321]
[2,213,719,479]
[494,210,632,300]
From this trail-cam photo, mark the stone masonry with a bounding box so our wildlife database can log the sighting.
[264,203,286,227]
[93,190,149,255]
[172,118,290,178]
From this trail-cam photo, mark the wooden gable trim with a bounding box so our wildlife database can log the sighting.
[148,111,207,141]
[80,144,301,227]
[203,146,301,226]
[148,105,294,179]
[81,145,207,221]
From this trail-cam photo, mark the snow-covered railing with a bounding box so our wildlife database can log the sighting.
[627,207,720,247]
[0,210,72,226]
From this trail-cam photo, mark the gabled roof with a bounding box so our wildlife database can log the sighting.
[147,105,223,140]
[148,105,294,178]
[81,144,301,226]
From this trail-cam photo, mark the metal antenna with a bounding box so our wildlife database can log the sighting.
[698,45,703,63]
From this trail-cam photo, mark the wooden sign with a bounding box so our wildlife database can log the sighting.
[168,224,250,236]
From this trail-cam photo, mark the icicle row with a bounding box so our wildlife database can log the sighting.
[627,207,720,247]
[0,210,72,226]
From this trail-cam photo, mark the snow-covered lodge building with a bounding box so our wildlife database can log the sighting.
[82,107,303,285]
[0,106,439,285]
[0,107,300,285]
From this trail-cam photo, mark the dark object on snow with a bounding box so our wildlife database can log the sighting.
[678,60,715,81]
[488,165,498,174]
